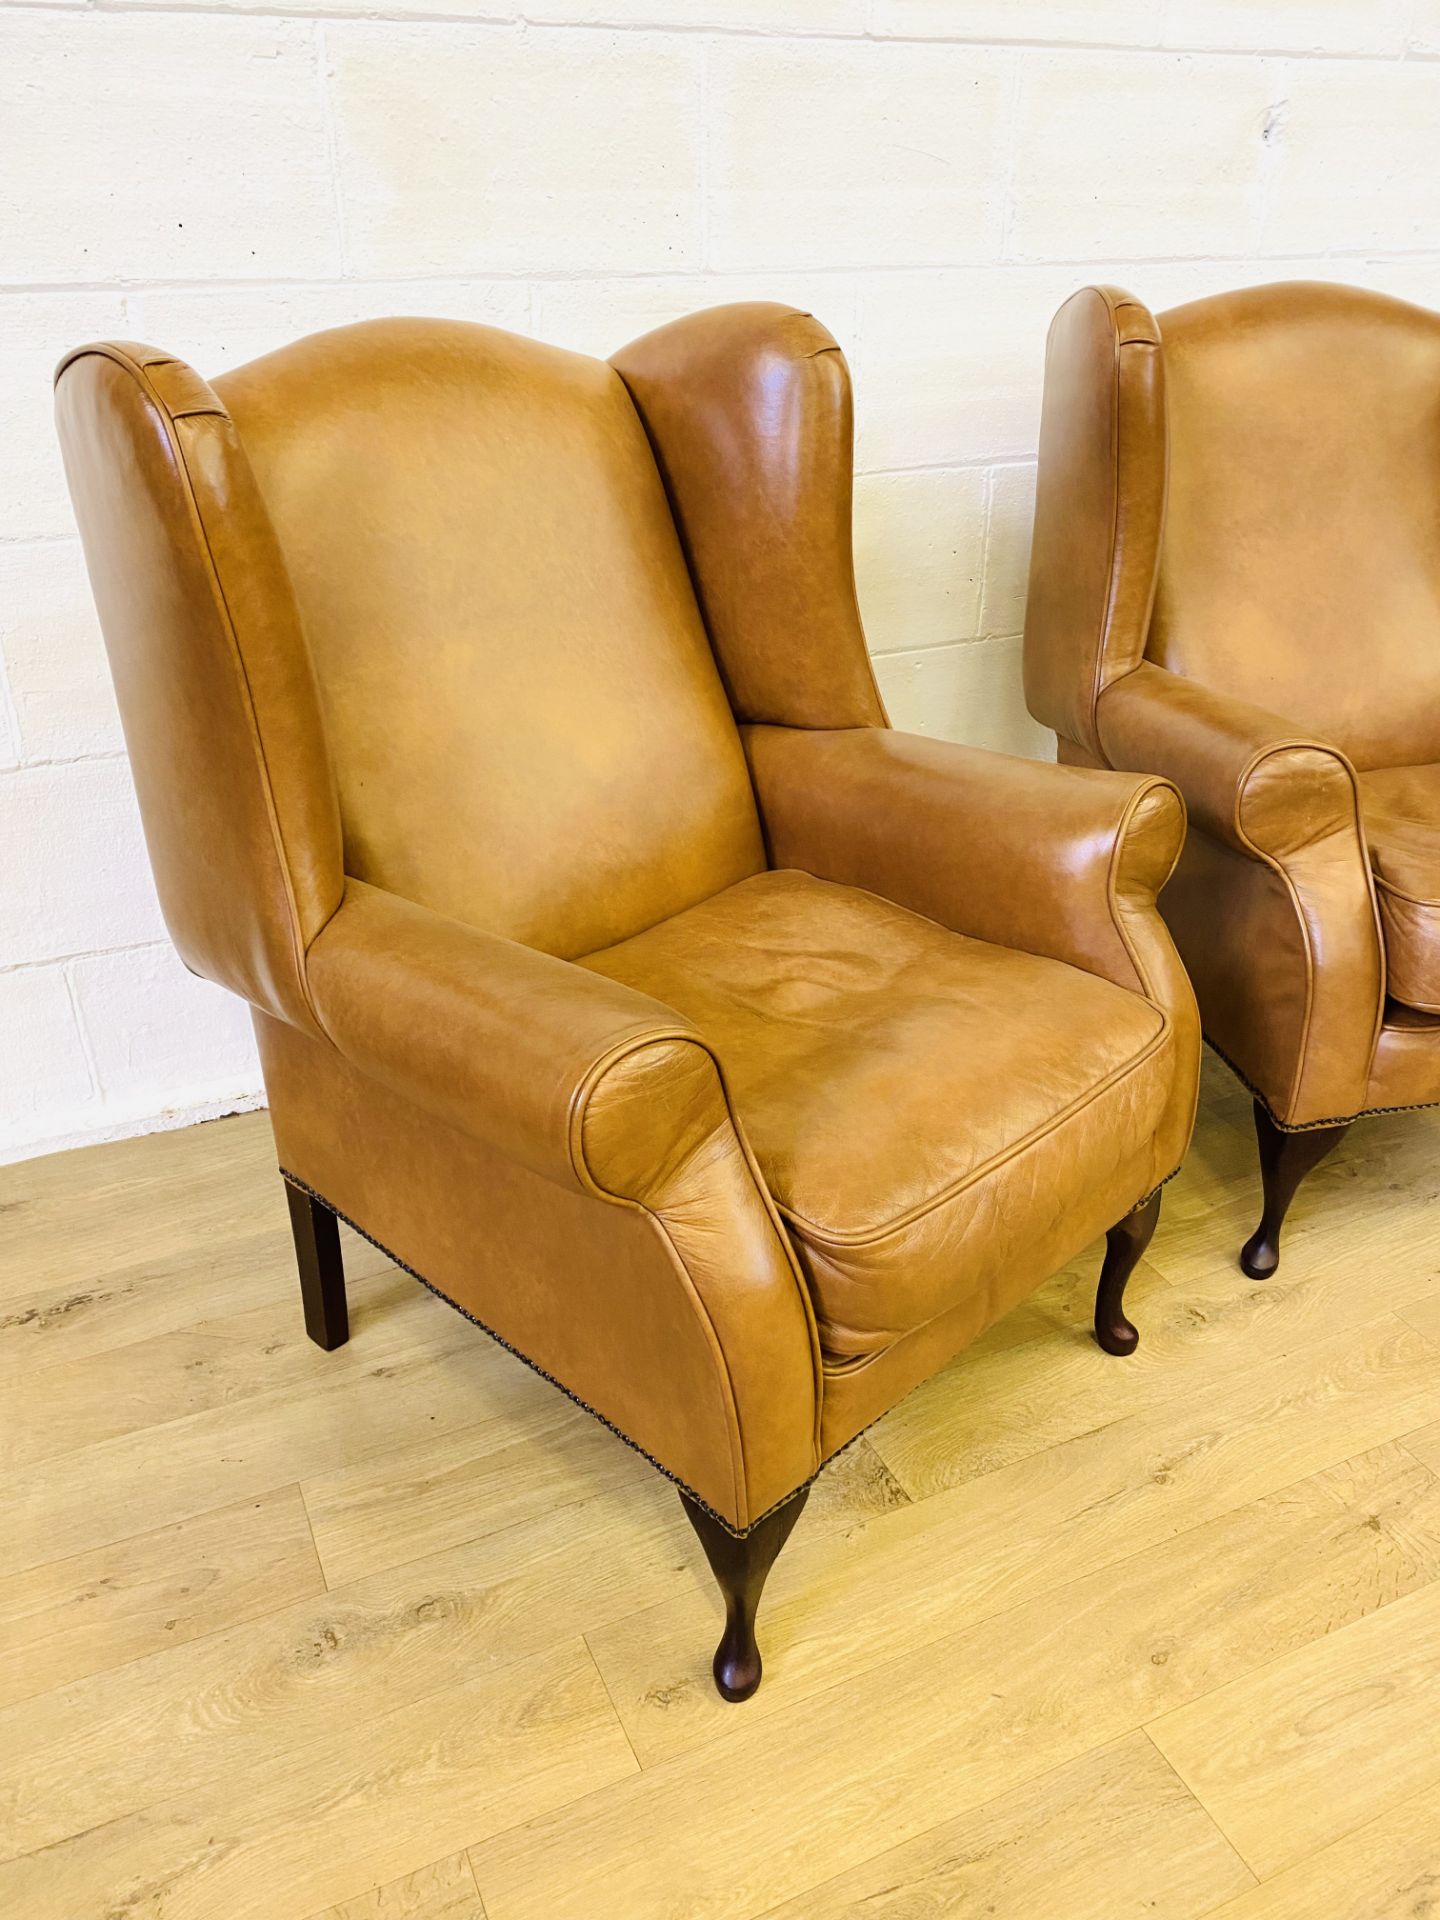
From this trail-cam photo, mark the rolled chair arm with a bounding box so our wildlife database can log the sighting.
[306,878,739,1206]
[304,879,823,1530]
[743,723,1187,1001]
[1097,662,1365,860]
[1097,662,1383,1124]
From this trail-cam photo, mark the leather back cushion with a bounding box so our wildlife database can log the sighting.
[215,319,764,958]
[1149,283,1440,770]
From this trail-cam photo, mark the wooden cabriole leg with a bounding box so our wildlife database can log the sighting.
[283,1177,349,1351]
[1094,1189,1162,1356]
[679,1484,811,1702]
[1240,1101,1351,1280]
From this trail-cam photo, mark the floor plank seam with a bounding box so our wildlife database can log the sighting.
[1137,1727,1262,1906]
[581,1632,645,1776]
[294,1479,331,1594]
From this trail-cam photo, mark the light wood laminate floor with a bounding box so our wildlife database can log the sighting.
[2,1053,1439,1918]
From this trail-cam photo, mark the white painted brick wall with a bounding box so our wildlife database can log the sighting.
[3,2,1439,1161]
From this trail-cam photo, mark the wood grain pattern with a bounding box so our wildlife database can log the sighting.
[587,1315,1440,1765]
[1199,1776,1440,1919]
[0,1112,283,1301]
[0,1331,530,1578]
[871,1220,1440,1503]
[471,1472,1426,1918]
[1148,1560,1440,1878]
[761,1732,1256,1920]
[2,1059,1439,1917]
[302,1400,649,1589]
[0,1484,323,1711]
[320,1850,484,1919]
[1396,1288,1440,1344]
[0,1263,455,1472]
[0,1639,635,1918]
[0,1231,299,1381]
[0,1432,909,1867]
[1401,1414,1440,1477]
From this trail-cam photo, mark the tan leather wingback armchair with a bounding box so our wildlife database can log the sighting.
[57,304,1198,1700]
[1026,280,1440,1277]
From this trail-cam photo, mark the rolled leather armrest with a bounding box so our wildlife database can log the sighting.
[1097,661,1364,860]
[743,723,1187,1002]
[307,878,737,1205]
[305,880,823,1530]
[1098,662,1383,1125]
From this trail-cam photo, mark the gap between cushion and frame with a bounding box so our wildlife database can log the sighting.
[1369,871,1440,1017]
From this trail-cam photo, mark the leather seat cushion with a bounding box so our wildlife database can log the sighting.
[579,870,1172,1360]
[1360,766,1440,1015]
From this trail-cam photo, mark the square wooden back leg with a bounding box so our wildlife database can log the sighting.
[283,1178,349,1351]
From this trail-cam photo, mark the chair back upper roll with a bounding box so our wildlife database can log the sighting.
[210,318,765,959]
[1023,284,1167,762]
[1151,282,1440,770]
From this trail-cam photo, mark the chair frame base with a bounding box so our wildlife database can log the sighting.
[1240,1101,1350,1280]
[280,1172,1163,1699]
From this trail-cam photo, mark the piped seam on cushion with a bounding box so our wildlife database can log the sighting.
[1368,872,1440,1012]
[1371,870,1440,908]
[816,1161,1183,1382]
[774,1008,1170,1250]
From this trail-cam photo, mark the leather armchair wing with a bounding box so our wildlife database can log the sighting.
[58,301,1199,1701]
[1025,279,1440,1272]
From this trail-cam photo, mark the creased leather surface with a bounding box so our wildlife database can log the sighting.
[743,724,1198,1189]
[744,724,1185,992]
[1371,1002,1440,1111]
[1358,766,1440,1015]
[255,1012,817,1528]
[1098,662,1383,1124]
[306,877,701,1193]
[1024,285,1166,761]
[304,876,821,1526]
[819,1140,1160,1456]
[581,869,1173,1358]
